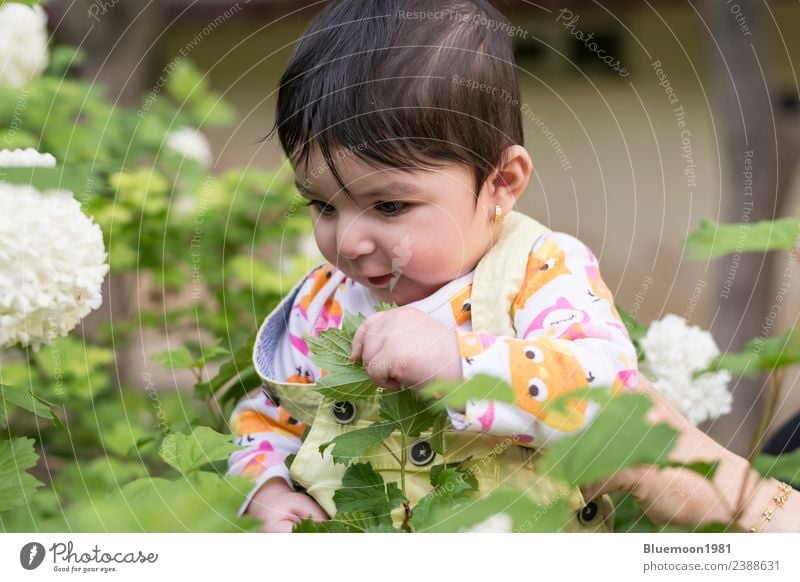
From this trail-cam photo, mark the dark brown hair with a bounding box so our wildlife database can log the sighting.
[265,0,524,198]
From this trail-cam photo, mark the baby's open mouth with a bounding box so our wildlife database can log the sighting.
[367,274,393,286]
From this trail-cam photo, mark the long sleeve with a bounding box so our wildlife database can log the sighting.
[228,263,347,515]
[448,231,638,447]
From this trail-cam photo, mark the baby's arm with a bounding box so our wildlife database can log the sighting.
[449,231,638,446]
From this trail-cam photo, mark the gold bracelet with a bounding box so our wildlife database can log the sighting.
[750,481,793,532]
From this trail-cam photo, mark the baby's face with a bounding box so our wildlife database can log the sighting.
[294,146,497,305]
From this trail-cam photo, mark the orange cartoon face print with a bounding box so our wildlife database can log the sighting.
[503,337,589,432]
[512,239,571,319]
[448,283,473,327]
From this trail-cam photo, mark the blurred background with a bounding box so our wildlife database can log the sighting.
[49,0,799,454]
[2,0,799,532]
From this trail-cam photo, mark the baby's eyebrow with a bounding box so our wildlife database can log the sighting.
[294,181,420,200]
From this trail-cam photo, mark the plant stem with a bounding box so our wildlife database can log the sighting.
[400,434,407,499]
[380,442,401,465]
[747,368,784,462]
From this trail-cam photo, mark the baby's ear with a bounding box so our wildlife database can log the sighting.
[491,145,532,203]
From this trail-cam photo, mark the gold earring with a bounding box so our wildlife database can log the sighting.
[493,205,503,224]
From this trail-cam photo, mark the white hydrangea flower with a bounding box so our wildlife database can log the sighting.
[0,148,56,168]
[0,182,109,350]
[165,127,213,168]
[0,3,49,88]
[641,314,733,425]
[462,513,513,533]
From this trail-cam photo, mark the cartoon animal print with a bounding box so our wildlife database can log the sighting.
[512,240,571,318]
[449,283,472,326]
[504,336,589,432]
[524,297,616,341]
[296,264,335,320]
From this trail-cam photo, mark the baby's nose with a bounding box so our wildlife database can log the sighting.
[336,219,376,260]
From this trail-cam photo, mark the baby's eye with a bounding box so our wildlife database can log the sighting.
[304,200,335,216]
[374,201,408,216]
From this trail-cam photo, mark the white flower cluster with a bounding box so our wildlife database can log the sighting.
[166,127,213,168]
[641,314,732,426]
[0,148,56,168]
[0,149,109,350]
[0,3,49,88]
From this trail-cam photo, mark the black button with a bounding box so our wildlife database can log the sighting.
[578,501,599,524]
[331,401,356,424]
[409,439,435,466]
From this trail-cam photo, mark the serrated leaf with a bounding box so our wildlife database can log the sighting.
[315,369,377,401]
[332,462,407,517]
[684,217,800,260]
[293,511,399,533]
[0,438,43,513]
[411,463,479,529]
[159,427,241,475]
[753,450,800,485]
[319,422,394,465]
[539,391,678,486]
[420,374,516,412]
[379,389,437,437]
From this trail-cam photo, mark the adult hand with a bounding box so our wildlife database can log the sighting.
[582,375,758,529]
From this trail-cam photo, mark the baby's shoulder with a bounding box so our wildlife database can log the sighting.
[528,230,600,270]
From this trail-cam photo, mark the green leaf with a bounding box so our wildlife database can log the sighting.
[0,384,59,426]
[415,488,566,533]
[420,374,516,412]
[411,463,479,529]
[429,413,448,455]
[539,390,678,486]
[708,328,800,377]
[64,473,259,532]
[753,450,800,484]
[319,422,394,465]
[152,346,197,370]
[684,217,800,260]
[293,511,400,533]
[332,463,407,518]
[159,427,241,475]
[379,389,437,437]
[0,438,43,513]
[308,310,378,401]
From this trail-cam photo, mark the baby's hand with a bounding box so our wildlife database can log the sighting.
[350,306,462,390]
[247,478,329,533]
